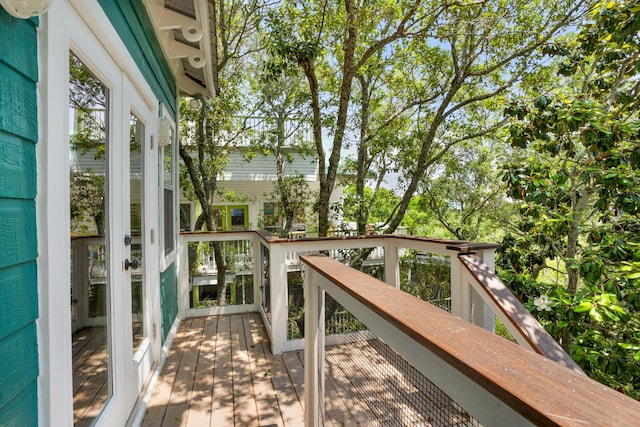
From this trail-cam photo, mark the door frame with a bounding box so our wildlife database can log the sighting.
[37,1,162,425]
[212,204,250,231]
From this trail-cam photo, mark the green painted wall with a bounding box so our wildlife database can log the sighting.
[160,262,178,342]
[0,8,39,427]
[99,0,177,116]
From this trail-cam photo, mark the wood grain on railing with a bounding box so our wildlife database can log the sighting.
[300,254,640,427]
[457,253,582,373]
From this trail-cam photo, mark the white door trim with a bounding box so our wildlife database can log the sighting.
[37,1,161,425]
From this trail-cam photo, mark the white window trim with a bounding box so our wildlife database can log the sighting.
[159,103,177,271]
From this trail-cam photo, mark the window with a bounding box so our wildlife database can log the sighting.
[230,208,246,230]
[263,201,280,229]
[211,205,248,231]
[180,203,192,231]
[160,113,175,257]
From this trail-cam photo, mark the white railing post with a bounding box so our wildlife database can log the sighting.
[304,269,325,427]
[384,238,400,289]
[252,234,261,307]
[479,248,496,272]
[269,242,288,355]
[177,235,190,317]
[450,253,471,321]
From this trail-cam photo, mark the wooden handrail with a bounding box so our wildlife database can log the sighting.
[179,229,501,250]
[300,254,640,426]
[458,253,583,373]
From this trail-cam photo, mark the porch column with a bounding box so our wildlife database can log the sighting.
[384,238,400,288]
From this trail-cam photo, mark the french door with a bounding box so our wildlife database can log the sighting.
[68,19,155,426]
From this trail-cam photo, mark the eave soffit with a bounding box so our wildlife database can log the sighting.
[143,0,214,99]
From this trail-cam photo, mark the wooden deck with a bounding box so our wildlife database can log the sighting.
[72,326,108,427]
[142,313,472,427]
[142,313,303,426]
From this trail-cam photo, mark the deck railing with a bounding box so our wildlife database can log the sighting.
[176,231,577,366]
[301,254,640,426]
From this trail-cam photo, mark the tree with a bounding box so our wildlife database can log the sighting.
[250,54,315,236]
[419,140,510,241]
[179,0,267,305]
[342,185,400,230]
[498,0,640,398]
[264,173,313,237]
[267,0,431,236]
[269,0,591,238]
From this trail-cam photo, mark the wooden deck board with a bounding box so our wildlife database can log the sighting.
[230,313,260,425]
[72,326,109,426]
[142,318,193,427]
[245,313,285,427]
[185,316,217,426]
[270,353,304,426]
[143,313,462,427]
[162,316,206,426]
[210,315,235,425]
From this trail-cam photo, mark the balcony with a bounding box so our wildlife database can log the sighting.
[71,231,640,426]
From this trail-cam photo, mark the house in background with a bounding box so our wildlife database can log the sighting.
[180,151,344,235]
[0,0,218,425]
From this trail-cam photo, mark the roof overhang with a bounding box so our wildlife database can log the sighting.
[143,0,214,98]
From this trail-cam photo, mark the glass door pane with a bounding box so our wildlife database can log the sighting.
[69,52,112,425]
[130,114,145,354]
[230,206,248,230]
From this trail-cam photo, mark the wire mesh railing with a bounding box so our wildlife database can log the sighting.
[177,231,565,365]
[324,332,481,426]
[300,254,640,426]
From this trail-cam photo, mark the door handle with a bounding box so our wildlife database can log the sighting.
[124,258,139,270]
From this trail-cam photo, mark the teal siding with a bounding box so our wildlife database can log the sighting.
[0,263,38,341]
[0,199,37,269]
[99,0,177,116]
[0,383,38,427]
[160,262,178,342]
[0,323,39,405]
[0,132,37,199]
[0,8,39,426]
[0,12,37,82]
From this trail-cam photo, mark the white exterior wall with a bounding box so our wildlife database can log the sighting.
[180,153,330,231]
[219,153,319,182]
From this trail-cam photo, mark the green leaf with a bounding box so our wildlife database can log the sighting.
[601,308,620,322]
[589,307,603,322]
[618,343,640,351]
[574,301,592,312]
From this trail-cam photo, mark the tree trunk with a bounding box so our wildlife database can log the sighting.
[179,104,228,305]
[274,114,293,237]
[356,74,370,236]
[566,185,595,293]
[300,57,326,235]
